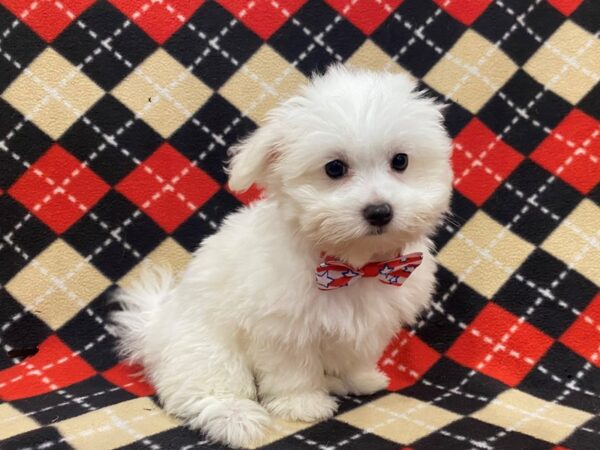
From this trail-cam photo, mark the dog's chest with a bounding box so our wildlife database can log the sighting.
[304,281,403,339]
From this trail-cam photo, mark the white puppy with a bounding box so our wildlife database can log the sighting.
[112,65,453,448]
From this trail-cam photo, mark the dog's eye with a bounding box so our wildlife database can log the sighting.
[391,153,409,172]
[324,160,347,179]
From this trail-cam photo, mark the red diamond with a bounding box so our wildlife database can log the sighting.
[447,303,553,386]
[379,329,440,391]
[433,0,492,25]
[102,362,155,396]
[116,143,220,233]
[0,335,96,401]
[530,109,600,195]
[560,294,600,367]
[325,0,403,35]
[548,0,583,16]
[218,0,307,40]
[452,118,523,206]
[9,145,109,234]
[3,0,94,42]
[109,0,204,44]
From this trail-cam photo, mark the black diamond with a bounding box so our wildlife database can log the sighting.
[520,342,600,413]
[0,289,53,370]
[0,5,46,91]
[571,0,600,34]
[0,196,55,284]
[262,420,399,450]
[63,191,165,281]
[53,2,156,90]
[269,1,365,77]
[496,0,543,15]
[409,358,506,415]
[450,189,479,227]
[494,249,587,338]
[553,262,599,316]
[417,268,488,354]
[164,1,261,90]
[11,375,135,425]
[590,181,600,207]
[478,70,572,155]
[170,93,255,185]
[1,426,75,450]
[417,80,474,138]
[578,81,600,122]
[443,100,474,139]
[482,159,582,244]
[372,0,465,77]
[60,95,163,186]
[56,287,120,371]
[0,99,52,189]
[117,426,222,450]
[434,190,478,252]
[473,0,564,65]
[563,416,600,450]
[412,417,553,450]
[172,189,242,252]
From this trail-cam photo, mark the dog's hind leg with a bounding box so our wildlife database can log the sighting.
[150,335,270,449]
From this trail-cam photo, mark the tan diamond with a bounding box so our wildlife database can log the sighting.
[248,417,313,449]
[118,237,191,289]
[438,211,534,298]
[112,49,212,137]
[542,199,600,285]
[0,404,39,440]
[55,397,180,450]
[2,48,104,139]
[424,30,517,113]
[473,389,593,443]
[348,40,413,78]
[524,21,600,104]
[338,393,460,444]
[219,45,307,124]
[6,239,111,330]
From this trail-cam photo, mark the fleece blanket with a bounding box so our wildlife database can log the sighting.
[0,0,599,449]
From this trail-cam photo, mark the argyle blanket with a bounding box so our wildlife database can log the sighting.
[0,1,599,449]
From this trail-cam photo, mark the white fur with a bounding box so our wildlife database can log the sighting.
[112,65,453,448]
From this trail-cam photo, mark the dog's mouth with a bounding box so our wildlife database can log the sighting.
[368,226,386,236]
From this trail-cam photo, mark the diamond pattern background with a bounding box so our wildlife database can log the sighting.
[0,1,598,449]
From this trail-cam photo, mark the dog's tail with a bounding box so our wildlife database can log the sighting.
[111,264,175,364]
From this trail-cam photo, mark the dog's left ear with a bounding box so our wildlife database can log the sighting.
[227,124,279,193]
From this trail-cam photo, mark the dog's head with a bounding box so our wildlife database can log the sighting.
[228,65,452,260]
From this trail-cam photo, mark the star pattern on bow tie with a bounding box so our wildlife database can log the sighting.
[315,252,423,291]
[379,264,395,276]
[316,271,335,289]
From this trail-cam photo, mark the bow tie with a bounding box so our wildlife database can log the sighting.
[315,252,423,290]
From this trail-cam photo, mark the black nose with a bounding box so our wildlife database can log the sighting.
[363,203,393,227]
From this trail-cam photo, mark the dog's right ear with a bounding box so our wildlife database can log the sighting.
[227,124,279,193]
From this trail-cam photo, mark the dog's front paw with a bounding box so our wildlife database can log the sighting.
[345,369,389,396]
[262,391,338,422]
[187,397,270,449]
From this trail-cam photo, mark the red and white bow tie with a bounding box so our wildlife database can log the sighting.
[315,252,423,290]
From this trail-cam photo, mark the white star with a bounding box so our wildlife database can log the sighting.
[391,276,404,284]
[316,271,334,288]
[379,264,395,275]
[342,269,360,279]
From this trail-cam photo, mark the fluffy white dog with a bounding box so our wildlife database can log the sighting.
[112,65,453,448]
